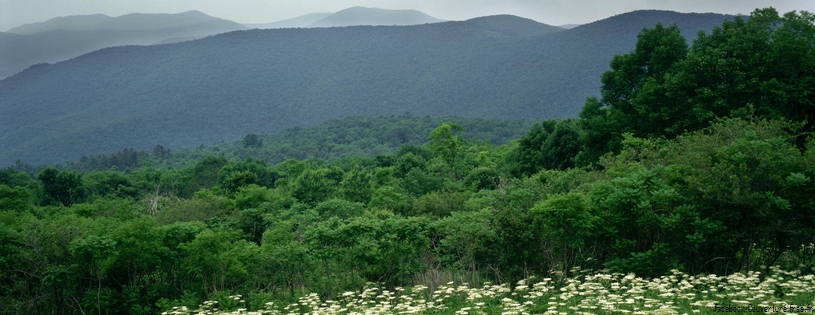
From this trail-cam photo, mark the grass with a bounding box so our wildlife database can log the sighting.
[163,265,815,315]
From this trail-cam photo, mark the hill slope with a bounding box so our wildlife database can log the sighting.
[0,11,246,78]
[463,15,564,36]
[309,7,445,27]
[0,10,731,166]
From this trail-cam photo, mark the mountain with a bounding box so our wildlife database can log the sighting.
[308,6,445,27]
[7,10,237,34]
[244,7,443,29]
[0,10,732,166]
[463,15,564,37]
[0,11,246,78]
[245,13,332,29]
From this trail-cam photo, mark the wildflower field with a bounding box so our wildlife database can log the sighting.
[165,266,815,315]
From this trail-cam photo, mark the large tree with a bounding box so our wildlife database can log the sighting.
[579,8,815,165]
[578,23,688,164]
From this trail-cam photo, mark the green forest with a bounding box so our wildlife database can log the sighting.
[0,10,731,166]
[1,8,814,315]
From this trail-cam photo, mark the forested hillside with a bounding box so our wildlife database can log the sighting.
[0,11,247,79]
[0,10,731,166]
[1,8,814,315]
[49,114,535,173]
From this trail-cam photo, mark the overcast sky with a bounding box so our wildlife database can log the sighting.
[1,0,813,31]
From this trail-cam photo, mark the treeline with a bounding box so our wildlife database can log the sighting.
[0,8,813,315]
[33,114,533,173]
[2,118,812,314]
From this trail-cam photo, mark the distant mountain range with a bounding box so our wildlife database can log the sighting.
[0,10,732,166]
[244,13,333,29]
[1,7,446,79]
[7,10,241,34]
[308,6,444,27]
[245,7,444,29]
[0,10,247,79]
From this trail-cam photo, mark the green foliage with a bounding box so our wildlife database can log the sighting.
[2,10,731,167]
[0,184,34,212]
[412,191,469,218]
[233,184,278,210]
[336,165,373,204]
[83,170,138,199]
[153,144,172,159]
[291,167,343,206]
[37,167,84,206]
[394,152,426,177]
[181,156,229,198]
[242,133,263,149]
[462,166,501,191]
[579,9,815,165]
[368,186,411,216]
[4,10,815,314]
[433,208,496,271]
[0,167,32,187]
[509,119,582,176]
[307,215,431,287]
[221,170,258,194]
[72,148,150,173]
[532,192,594,249]
[219,158,278,189]
[579,23,688,164]
[314,198,365,219]
[154,192,234,224]
[668,9,815,129]
[400,167,445,197]
[178,228,259,297]
[428,123,465,179]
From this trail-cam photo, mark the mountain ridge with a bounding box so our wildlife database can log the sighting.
[0,11,247,78]
[7,10,230,34]
[308,6,445,27]
[0,10,733,166]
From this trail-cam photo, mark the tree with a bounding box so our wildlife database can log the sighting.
[221,170,258,194]
[579,9,815,166]
[531,192,596,273]
[510,119,582,176]
[0,168,31,188]
[428,123,465,179]
[37,167,84,206]
[152,145,172,159]
[69,235,118,315]
[0,184,34,213]
[337,165,373,204]
[178,228,258,298]
[291,168,342,205]
[666,8,815,131]
[314,199,365,219]
[242,133,263,149]
[181,156,228,197]
[368,186,410,216]
[578,23,688,165]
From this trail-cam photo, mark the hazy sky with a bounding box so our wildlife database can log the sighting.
[1,0,813,31]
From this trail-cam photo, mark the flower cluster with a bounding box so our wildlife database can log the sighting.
[164,266,815,315]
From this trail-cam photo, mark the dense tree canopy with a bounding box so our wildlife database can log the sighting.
[579,8,815,165]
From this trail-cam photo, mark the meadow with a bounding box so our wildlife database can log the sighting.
[164,264,815,315]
